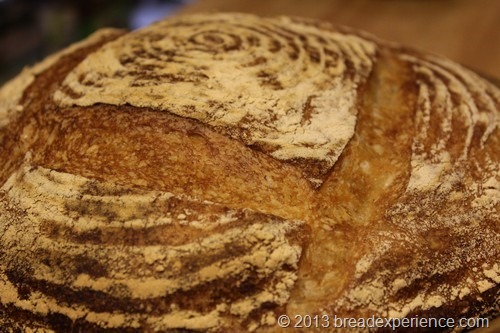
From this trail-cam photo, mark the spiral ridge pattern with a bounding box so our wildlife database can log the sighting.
[0,159,306,331]
[54,13,376,186]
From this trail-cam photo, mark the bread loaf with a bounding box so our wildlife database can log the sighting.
[0,13,498,332]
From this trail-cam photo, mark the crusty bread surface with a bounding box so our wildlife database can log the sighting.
[0,13,498,332]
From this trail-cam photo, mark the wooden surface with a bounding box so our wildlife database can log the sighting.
[180,0,500,79]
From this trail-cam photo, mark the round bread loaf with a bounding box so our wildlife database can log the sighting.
[0,13,498,332]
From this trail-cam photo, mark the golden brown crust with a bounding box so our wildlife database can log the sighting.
[53,14,377,188]
[0,13,498,332]
[0,28,127,187]
[0,161,308,331]
[31,105,314,222]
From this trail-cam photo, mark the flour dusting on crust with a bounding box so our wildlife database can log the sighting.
[0,157,307,331]
[333,50,499,322]
[0,29,123,129]
[53,13,376,186]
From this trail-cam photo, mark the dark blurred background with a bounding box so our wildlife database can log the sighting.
[0,0,193,84]
[0,0,499,85]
